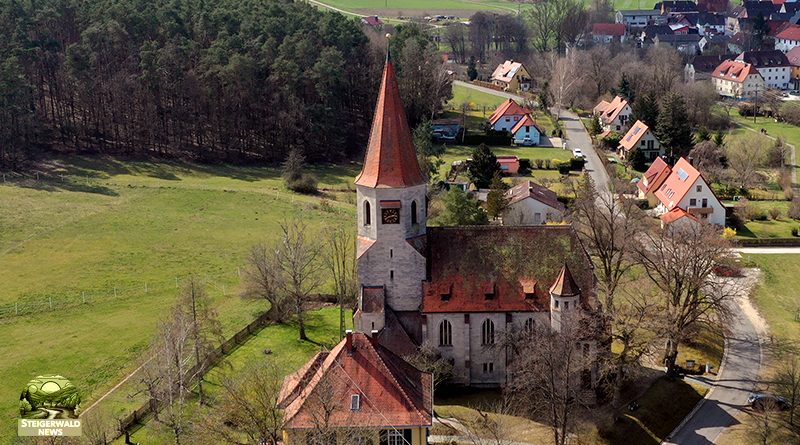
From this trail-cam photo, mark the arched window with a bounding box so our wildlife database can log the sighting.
[411,200,418,225]
[525,318,534,333]
[364,201,371,226]
[439,320,452,346]
[481,319,495,345]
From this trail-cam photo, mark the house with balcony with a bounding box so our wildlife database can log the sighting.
[490,60,532,92]
[711,59,765,98]
[652,157,725,226]
[618,120,664,162]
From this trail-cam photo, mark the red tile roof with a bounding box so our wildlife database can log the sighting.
[599,96,629,125]
[490,60,526,83]
[660,207,698,224]
[593,100,611,116]
[421,226,595,313]
[355,60,426,188]
[489,98,532,126]
[711,59,760,83]
[510,114,543,135]
[787,45,800,66]
[549,265,580,297]
[279,332,433,430]
[357,236,376,259]
[506,180,564,211]
[618,120,652,152]
[593,23,626,36]
[654,157,700,210]
[637,157,672,195]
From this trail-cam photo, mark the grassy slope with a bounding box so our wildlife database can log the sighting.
[0,157,356,441]
[745,254,800,343]
[315,0,519,13]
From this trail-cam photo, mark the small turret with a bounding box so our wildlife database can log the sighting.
[549,264,581,332]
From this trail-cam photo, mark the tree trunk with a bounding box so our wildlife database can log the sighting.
[663,337,679,376]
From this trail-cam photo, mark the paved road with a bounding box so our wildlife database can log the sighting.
[664,274,763,445]
[556,109,612,195]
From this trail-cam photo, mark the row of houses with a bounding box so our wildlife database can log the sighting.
[704,49,796,97]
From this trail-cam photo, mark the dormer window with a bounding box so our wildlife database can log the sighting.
[351,394,360,411]
[484,282,496,300]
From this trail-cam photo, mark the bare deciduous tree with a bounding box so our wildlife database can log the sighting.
[241,243,289,321]
[198,361,284,445]
[727,135,769,190]
[181,277,222,405]
[775,353,800,429]
[635,223,736,374]
[325,227,357,340]
[690,141,725,184]
[404,340,454,389]
[549,51,583,114]
[461,401,518,445]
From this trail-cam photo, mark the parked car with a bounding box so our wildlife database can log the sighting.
[748,393,791,411]
[572,148,585,158]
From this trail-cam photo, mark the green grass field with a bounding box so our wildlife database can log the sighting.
[449,83,507,110]
[745,254,800,343]
[0,156,357,441]
[314,0,521,15]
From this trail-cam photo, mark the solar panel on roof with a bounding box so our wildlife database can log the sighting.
[676,168,689,181]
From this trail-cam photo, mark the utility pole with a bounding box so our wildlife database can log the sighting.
[754,85,758,124]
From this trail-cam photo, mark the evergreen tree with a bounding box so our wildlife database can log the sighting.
[485,173,510,219]
[753,13,769,50]
[282,148,318,194]
[655,93,693,159]
[413,121,445,181]
[630,91,658,128]
[713,129,726,148]
[589,113,603,135]
[617,73,633,102]
[467,56,478,81]
[538,81,551,111]
[433,188,489,226]
[468,144,500,189]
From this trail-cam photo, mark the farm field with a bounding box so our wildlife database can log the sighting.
[744,254,800,343]
[311,0,521,15]
[0,156,357,441]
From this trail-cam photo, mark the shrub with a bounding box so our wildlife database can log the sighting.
[519,158,532,175]
[792,227,799,237]
[781,101,800,126]
[286,173,318,194]
[544,159,552,170]
[535,159,544,169]
[753,210,768,221]
[790,198,800,220]
[769,207,782,220]
[557,163,571,175]
[722,227,737,239]
[734,198,753,221]
[569,157,586,171]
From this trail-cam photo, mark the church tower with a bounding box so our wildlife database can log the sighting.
[353,53,427,334]
[549,264,581,332]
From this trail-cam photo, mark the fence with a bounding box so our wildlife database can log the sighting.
[113,309,274,438]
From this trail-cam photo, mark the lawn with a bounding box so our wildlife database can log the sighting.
[744,254,800,343]
[0,156,357,441]
[722,200,798,239]
[446,84,555,136]
[123,306,344,443]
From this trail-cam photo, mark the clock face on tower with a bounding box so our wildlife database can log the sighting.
[381,208,400,224]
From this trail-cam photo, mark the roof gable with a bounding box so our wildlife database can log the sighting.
[619,120,654,151]
[654,157,716,211]
[711,59,761,83]
[491,60,526,83]
[506,180,564,210]
[489,98,532,125]
[601,96,629,124]
[637,157,672,195]
[510,114,542,135]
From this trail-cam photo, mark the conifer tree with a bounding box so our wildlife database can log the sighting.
[485,174,510,220]
[655,92,693,159]
[630,91,658,128]
[468,144,500,189]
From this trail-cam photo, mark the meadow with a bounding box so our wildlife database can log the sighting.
[745,254,800,343]
[0,156,358,441]
[311,0,659,16]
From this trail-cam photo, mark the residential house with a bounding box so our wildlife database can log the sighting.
[699,34,731,54]
[687,53,736,81]
[490,60,532,92]
[727,2,780,35]
[668,22,691,34]
[698,0,729,13]
[711,59,765,97]
[618,120,664,161]
[502,181,565,225]
[352,48,602,389]
[640,24,674,46]
[616,9,668,30]
[736,50,792,89]
[489,98,532,133]
[652,157,725,226]
[278,331,433,445]
[510,114,543,146]
[592,23,627,43]
[786,45,800,89]
[776,24,800,52]
[654,33,702,55]
[636,157,672,207]
[593,96,631,132]
[497,156,520,175]
[690,12,727,36]
[654,1,698,14]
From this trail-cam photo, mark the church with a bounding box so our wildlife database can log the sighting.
[353,55,599,387]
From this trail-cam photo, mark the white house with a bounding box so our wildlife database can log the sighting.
[653,157,725,226]
[776,25,800,53]
[618,120,664,161]
[593,96,631,132]
[489,98,531,133]
[615,9,667,29]
[502,181,565,225]
[736,50,792,90]
[711,59,765,98]
[510,114,543,146]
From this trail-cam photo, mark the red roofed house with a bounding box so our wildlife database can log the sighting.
[617,120,664,161]
[510,114,543,146]
[593,96,632,132]
[497,155,520,174]
[352,55,601,388]
[278,331,433,445]
[711,59,765,98]
[502,180,565,225]
[787,45,800,89]
[636,156,672,206]
[490,60,532,92]
[592,23,627,43]
[776,24,800,52]
[652,157,725,226]
[489,98,532,133]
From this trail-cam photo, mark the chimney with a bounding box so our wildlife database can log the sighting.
[345,329,353,350]
[370,330,379,344]
[688,156,694,166]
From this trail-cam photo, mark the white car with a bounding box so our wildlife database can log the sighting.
[572,149,585,158]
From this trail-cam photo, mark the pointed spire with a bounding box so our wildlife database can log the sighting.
[550,264,581,297]
[355,58,425,188]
